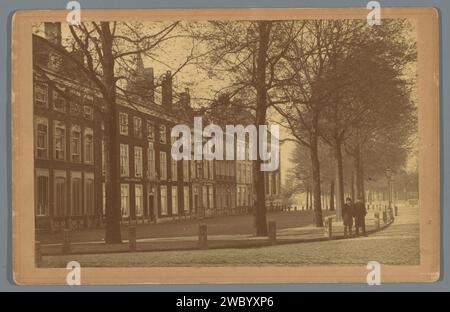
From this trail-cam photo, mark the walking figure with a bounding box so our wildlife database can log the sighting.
[343,197,354,237]
[354,197,367,236]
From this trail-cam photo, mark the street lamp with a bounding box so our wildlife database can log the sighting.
[385,167,393,210]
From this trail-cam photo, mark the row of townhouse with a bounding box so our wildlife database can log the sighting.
[33,23,281,232]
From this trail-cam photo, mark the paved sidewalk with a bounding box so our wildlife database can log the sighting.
[38,208,393,256]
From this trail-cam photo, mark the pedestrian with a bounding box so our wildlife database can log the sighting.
[354,197,367,236]
[343,197,354,237]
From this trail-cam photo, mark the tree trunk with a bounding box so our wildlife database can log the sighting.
[309,131,323,226]
[102,23,122,244]
[329,180,335,211]
[334,140,345,220]
[350,170,355,201]
[253,21,272,236]
[306,187,309,210]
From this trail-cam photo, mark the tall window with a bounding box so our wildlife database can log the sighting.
[159,125,166,144]
[148,143,155,179]
[35,118,48,159]
[183,186,190,213]
[34,82,48,107]
[35,169,49,216]
[84,129,94,164]
[53,89,66,112]
[202,186,208,209]
[160,186,168,216]
[54,174,66,217]
[85,177,95,215]
[159,151,167,180]
[69,90,82,116]
[54,121,66,161]
[120,184,129,217]
[208,186,214,211]
[120,144,129,177]
[71,174,82,216]
[147,121,155,141]
[183,160,189,182]
[171,186,178,215]
[171,159,178,181]
[71,125,81,162]
[133,116,142,138]
[135,185,143,217]
[119,112,128,135]
[134,146,143,177]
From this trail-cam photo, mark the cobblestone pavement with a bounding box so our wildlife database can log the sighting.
[40,203,419,267]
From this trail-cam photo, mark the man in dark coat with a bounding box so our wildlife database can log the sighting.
[342,197,354,237]
[354,197,367,236]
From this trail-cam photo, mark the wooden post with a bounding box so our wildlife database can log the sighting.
[62,229,71,253]
[394,206,398,216]
[198,223,208,249]
[129,226,136,251]
[268,221,276,244]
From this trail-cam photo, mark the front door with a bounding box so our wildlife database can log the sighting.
[148,195,154,221]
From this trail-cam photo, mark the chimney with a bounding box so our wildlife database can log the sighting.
[180,88,191,107]
[161,70,172,109]
[44,22,62,46]
[143,67,155,104]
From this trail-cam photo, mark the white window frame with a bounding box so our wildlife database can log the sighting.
[35,168,49,216]
[160,185,168,216]
[159,151,167,180]
[71,125,81,163]
[133,116,142,138]
[147,143,156,179]
[159,125,166,144]
[134,146,143,177]
[119,112,129,135]
[53,88,66,112]
[120,144,129,177]
[84,128,94,164]
[121,183,130,217]
[171,186,178,215]
[54,121,66,161]
[70,171,83,216]
[135,184,143,217]
[84,173,95,215]
[183,186,190,213]
[171,159,178,181]
[54,170,67,217]
[35,117,48,159]
[34,82,48,107]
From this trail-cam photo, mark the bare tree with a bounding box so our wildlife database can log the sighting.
[190,21,302,236]
[34,21,193,243]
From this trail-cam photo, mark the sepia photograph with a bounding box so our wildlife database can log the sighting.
[11,8,439,284]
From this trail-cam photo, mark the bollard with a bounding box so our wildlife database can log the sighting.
[394,206,398,216]
[35,240,42,263]
[129,226,136,251]
[324,217,333,240]
[198,223,208,249]
[374,212,380,229]
[268,221,277,244]
[62,228,71,253]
